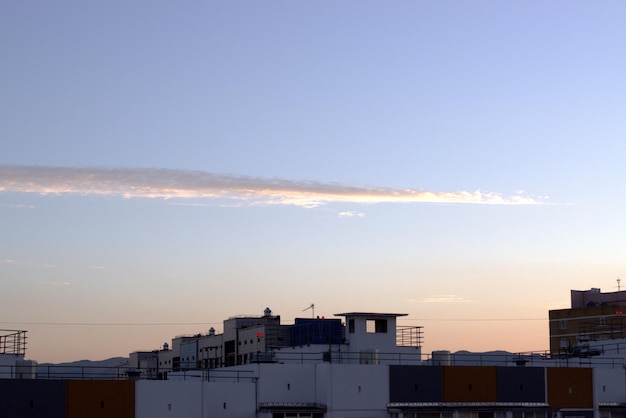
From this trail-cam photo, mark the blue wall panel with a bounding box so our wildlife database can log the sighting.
[496,367,546,403]
[0,379,67,418]
[389,365,443,403]
[293,318,343,345]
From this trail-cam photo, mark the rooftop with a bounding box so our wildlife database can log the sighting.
[334,312,408,317]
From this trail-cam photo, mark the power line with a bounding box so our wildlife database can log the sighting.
[0,321,220,326]
[401,318,546,322]
[0,318,547,326]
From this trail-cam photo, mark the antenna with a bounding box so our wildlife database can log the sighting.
[618,278,622,291]
[303,303,315,318]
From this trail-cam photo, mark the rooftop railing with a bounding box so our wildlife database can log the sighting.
[5,344,626,381]
[0,330,27,356]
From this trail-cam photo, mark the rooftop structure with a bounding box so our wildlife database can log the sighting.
[8,295,626,417]
[570,288,626,309]
[549,288,626,357]
[0,329,37,379]
[129,308,423,379]
[0,329,27,356]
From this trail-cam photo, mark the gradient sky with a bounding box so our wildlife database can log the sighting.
[1,1,624,363]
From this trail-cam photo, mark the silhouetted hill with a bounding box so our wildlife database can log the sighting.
[37,357,128,379]
[450,350,518,366]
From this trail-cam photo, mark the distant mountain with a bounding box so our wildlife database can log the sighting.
[37,357,129,379]
[443,350,518,366]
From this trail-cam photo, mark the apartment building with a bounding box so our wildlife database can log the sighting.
[549,288,626,356]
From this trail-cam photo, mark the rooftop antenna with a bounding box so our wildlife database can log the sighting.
[618,278,622,291]
[303,303,315,318]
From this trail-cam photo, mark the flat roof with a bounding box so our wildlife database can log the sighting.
[334,312,408,317]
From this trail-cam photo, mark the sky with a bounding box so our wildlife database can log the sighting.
[1,1,624,363]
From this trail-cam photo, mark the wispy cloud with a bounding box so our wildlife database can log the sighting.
[49,281,71,286]
[338,211,366,218]
[0,203,35,209]
[0,166,544,208]
[413,294,471,303]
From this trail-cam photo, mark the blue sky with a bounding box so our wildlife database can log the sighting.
[1,1,624,363]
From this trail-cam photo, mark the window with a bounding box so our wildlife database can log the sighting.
[367,319,388,333]
[560,320,567,330]
[348,319,355,333]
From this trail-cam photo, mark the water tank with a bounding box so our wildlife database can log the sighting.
[208,327,215,336]
[431,350,451,366]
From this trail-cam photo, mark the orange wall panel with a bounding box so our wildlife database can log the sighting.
[66,380,135,418]
[546,367,593,409]
[442,366,497,402]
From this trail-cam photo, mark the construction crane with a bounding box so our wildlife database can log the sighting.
[302,303,315,318]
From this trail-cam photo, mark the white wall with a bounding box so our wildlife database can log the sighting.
[136,380,203,418]
[252,363,390,417]
[257,363,318,403]
[136,380,257,418]
[325,364,390,418]
[594,368,626,404]
[344,315,400,357]
[0,354,24,378]
[203,381,257,418]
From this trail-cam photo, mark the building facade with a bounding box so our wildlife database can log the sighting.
[5,302,626,417]
[549,288,626,356]
[129,309,424,377]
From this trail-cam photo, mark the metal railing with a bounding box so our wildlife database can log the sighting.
[0,330,27,355]
[4,347,626,381]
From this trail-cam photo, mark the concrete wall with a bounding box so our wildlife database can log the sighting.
[203,381,256,418]
[594,367,626,404]
[257,363,317,403]
[0,353,24,378]
[136,379,256,418]
[324,364,389,418]
[345,315,398,355]
[136,380,203,418]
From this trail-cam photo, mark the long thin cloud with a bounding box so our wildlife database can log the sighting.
[412,294,471,303]
[0,166,543,207]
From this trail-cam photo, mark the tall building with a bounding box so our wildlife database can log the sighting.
[549,288,626,356]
